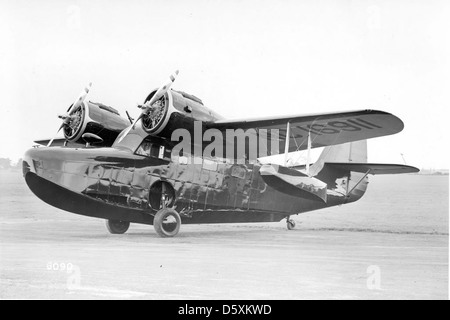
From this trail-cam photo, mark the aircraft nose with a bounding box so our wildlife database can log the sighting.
[23,148,41,176]
[22,147,63,178]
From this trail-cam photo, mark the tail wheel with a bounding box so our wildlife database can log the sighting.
[106,219,130,234]
[287,219,296,230]
[153,208,181,238]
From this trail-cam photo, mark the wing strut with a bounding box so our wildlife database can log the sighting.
[284,121,290,166]
[306,132,311,176]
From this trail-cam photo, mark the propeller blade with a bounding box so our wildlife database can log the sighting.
[145,70,179,107]
[132,70,179,129]
[125,111,134,124]
[47,123,64,147]
[68,82,92,115]
[131,113,143,129]
[118,70,179,144]
[120,110,145,141]
[117,121,137,144]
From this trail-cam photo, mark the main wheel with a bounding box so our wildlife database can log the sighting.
[153,208,181,237]
[106,219,130,234]
[287,219,296,230]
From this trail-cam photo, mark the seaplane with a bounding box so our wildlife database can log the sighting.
[23,70,419,237]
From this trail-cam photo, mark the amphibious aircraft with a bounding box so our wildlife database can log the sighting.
[23,71,419,237]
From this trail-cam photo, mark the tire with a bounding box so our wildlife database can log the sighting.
[153,208,181,237]
[106,219,130,234]
[287,219,296,230]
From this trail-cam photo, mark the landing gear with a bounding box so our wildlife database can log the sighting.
[286,217,296,230]
[153,208,181,237]
[106,219,130,234]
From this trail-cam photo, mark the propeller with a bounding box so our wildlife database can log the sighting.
[47,83,92,147]
[132,70,179,129]
[118,70,179,143]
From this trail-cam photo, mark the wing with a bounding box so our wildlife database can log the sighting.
[325,163,420,175]
[34,138,79,148]
[209,109,404,155]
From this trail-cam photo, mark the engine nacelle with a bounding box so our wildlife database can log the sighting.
[140,89,222,137]
[64,101,130,146]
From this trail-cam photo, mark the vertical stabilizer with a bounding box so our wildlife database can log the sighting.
[311,140,369,201]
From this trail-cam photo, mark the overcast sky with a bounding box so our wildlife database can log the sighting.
[1,0,449,169]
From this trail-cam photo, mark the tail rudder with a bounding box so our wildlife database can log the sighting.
[312,140,418,202]
[310,140,369,202]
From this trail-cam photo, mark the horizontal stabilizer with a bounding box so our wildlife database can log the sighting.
[325,162,419,175]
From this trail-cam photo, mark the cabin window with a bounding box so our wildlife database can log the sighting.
[135,140,171,160]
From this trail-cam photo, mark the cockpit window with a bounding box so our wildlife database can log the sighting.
[135,140,172,160]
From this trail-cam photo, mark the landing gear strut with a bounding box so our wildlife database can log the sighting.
[286,216,296,230]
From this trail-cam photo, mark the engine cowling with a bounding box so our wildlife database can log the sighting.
[140,90,172,134]
[139,89,222,137]
[63,101,130,146]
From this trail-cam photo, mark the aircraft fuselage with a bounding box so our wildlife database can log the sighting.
[23,145,363,225]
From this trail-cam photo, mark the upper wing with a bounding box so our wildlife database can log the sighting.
[209,109,404,154]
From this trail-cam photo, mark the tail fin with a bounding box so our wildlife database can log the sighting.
[310,140,418,202]
[307,140,369,202]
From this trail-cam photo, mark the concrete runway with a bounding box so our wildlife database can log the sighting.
[0,171,448,299]
[1,219,447,299]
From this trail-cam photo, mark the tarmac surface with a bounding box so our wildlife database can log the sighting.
[0,171,448,299]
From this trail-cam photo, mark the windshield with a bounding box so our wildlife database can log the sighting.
[112,127,146,153]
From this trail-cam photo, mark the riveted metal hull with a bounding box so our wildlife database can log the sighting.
[23,144,364,225]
